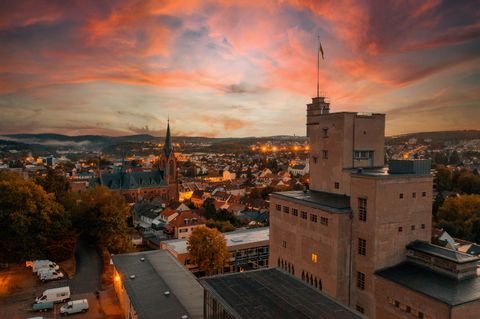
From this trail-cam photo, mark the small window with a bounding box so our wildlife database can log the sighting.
[334,182,339,189]
[320,217,328,225]
[399,193,404,199]
[412,192,416,198]
[322,150,328,159]
[311,253,318,263]
[358,198,367,221]
[421,224,425,229]
[301,211,307,219]
[282,240,287,248]
[411,225,415,231]
[310,214,318,223]
[313,156,318,164]
[394,300,400,308]
[422,192,426,197]
[357,272,365,290]
[358,238,366,256]
[322,128,329,138]
[292,208,298,216]
[276,204,281,211]
[356,305,364,314]
[398,226,403,232]
[283,206,289,214]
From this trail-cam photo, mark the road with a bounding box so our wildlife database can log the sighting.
[69,239,102,294]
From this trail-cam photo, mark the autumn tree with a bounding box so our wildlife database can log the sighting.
[187,227,229,276]
[67,186,131,253]
[0,171,71,262]
[436,194,480,242]
[34,167,71,203]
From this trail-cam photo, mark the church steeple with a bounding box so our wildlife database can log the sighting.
[163,119,173,157]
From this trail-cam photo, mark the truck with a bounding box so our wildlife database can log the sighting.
[31,301,54,312]
[35,286,70,304]
[60,299,89,315]
[26,260,60,274]
[39,270,64,282]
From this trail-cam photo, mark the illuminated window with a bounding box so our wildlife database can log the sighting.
[311,253,318,263]
[358,198,367,221]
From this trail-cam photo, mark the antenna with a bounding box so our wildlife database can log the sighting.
[316,33,324,97]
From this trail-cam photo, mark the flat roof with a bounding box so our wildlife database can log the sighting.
[199,268,363,319]
[112,250,203,319]
[270,190,351,214]
[164,227,269,255]
[376,262,480,306]
[407,240,480,264]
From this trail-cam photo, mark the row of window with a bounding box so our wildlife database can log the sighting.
[400,192,427,199]
[277,205,329,226]
[398,224,426,232]
[278,258,295,275]
[387,297,427,319]
[301,271,322,290]
[357,194,428,223]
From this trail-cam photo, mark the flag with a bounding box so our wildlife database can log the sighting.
[319,41,324,60]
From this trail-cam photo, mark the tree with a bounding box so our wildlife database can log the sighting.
[68,186,131,253]
[0,171,71,262]
[34,167,71,203]
[203,198,217,220]
[436,194,480,242]
[187,227,229,275]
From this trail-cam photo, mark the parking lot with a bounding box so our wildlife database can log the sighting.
[0,241,122,319]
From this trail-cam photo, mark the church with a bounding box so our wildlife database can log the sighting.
[90,121,178,203]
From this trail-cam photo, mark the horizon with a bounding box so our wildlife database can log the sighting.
[1,1,479,137]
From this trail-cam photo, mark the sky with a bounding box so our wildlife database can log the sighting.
[0,0,479,138]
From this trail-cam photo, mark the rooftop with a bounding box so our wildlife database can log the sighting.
[407,240,480,264]
[271,190,351,214]
[376,262,480,306]
[112,250,203,319]
[199,268,363,319]
[163,227,269,255]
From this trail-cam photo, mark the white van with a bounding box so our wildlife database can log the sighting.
[27,260,60,274]
[35,286,70,304]
[39,270,64,282]
[60,299,89,315]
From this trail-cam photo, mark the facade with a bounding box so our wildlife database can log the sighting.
[91,121,178,203]
[161,227,269,274]
[166,210,206,239]
[268,95,480,318]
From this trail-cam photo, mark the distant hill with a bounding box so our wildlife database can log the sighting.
[386,130,480,146]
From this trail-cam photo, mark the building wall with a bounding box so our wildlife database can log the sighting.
[113,268,138,319]
[375,276,449,319]
[451,300,480,319]
[350,175,433,318]
[175,224,205,239]
[268,195,351,303]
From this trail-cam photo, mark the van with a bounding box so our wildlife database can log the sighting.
[35,286,70,304]
[39,270,64,282]
[27,260,60,274]
[60,299,89,315]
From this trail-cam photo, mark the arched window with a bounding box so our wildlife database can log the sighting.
[288,263,291,273]
[315,278,318,288]
[310,275,313,285]
[292,265,295,275]
[302,271,305,281]
[319,279,322,291]
[277,258,280,267]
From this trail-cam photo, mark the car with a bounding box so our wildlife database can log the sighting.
[60,299,89,315]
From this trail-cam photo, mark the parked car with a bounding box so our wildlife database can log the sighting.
[35,286,70,304]
[39,270,64,282]
[26,260,60,274]
[32,301,54,312]
[60,299,89,315]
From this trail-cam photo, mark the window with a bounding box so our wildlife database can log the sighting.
[311,253,318,263]
[283,206,289,214]
[394,300,400,308]
[357,272,365,290]
[399,193,404,199]
[322,150,328,159]
[282,240,287,248]
[422,192,426,197]
[313,156,318,164]
[411,225,415,231]
[418,312,424,319]
[320,217,328,225]
[356,305,364,314]
[292,208,298,216]
[358,238,366,256]
[421,224,425,229]
[412,192,416,198]
[276,204,281,211]
[301,211,307,219]
[398,226,403,232]
[310,214,318,223]
[354,150,373,160]
[334,182,339,189]
[358,198,367,221]
[323,127,329,137]
[179,229,188,233]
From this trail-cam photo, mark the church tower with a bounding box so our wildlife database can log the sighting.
[159,120,178,200]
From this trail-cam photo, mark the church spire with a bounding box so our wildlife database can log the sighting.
[163,118,173,157]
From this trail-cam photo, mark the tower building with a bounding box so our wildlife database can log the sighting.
[269,95,480,318]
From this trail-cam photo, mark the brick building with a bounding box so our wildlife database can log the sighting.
[269,95,480,318]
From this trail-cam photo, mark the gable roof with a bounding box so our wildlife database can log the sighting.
[169,211,206,228]
[96,170,166,190]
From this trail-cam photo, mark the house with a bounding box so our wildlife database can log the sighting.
[158,207,178,224]
[190,190,205,207]
[132,201,163,230]
[168,211,206,239]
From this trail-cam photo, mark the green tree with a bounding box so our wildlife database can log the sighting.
[68,186,131,253]
[0,171,70,262]
[203,198,217,220]
[436,194,480,242]
[187,227,229,275]
[34,167,71,203]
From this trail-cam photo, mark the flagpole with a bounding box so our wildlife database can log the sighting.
[317,34,320,98]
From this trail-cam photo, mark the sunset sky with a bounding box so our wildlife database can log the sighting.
[0,0,479,137]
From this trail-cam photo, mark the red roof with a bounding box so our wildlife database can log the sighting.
[169,211,206,228]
